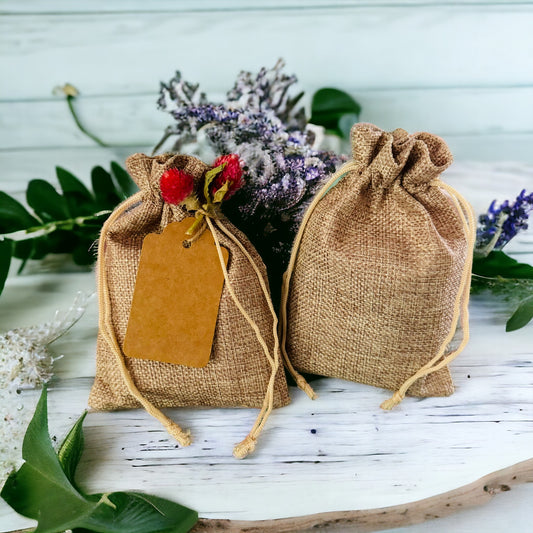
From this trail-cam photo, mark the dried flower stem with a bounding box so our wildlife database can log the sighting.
[475,212,508,258]
[66,94,109,148]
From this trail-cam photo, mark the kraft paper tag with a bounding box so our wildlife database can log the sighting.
[123,219,229,368]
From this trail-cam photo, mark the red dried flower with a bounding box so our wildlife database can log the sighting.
[159,168,195,205]
[212,154,244,199]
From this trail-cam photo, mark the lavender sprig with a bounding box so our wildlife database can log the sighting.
[476,189,533,255]
[157,60,347,300]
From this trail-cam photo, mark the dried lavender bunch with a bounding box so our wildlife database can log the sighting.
[157,60,347,300]
[476,189,533,255]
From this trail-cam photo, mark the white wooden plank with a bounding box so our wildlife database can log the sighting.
[2,1,533,15]
[1,87,533,152]
[1,8,533,99]
[0,170,532,531]
[2,145,533,200]
[442,134,533,167]
[0,307,531,529]
[0,146,148,194]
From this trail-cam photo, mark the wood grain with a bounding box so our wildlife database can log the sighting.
[7,460,532,533]
[4,1,533,15]
[2,88,533,150]
[0,245,531,531]
[193,459,533,532]
[2,8,533,100]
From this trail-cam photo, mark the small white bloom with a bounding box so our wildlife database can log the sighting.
[0,293,91,487]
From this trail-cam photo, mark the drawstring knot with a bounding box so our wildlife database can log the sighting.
[99,194,282,458]
[233,435,257,459]
[165,423,193,447]
[279,161,361,399]
[380,391,405,411]
[380,179,476,409]
[279,163,475,411]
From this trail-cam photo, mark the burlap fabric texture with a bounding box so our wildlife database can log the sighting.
[89,153,290,412]
[284,123,473,398]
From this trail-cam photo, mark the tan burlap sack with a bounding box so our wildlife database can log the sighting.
[280,123,476,409]
[89,153,290,458]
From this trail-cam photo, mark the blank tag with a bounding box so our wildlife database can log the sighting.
[123,219,229,368]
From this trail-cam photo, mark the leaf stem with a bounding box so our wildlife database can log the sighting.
[98,493,117,511]
[1,210,112,242]
[474,212,508,258]
[67,95,109,148]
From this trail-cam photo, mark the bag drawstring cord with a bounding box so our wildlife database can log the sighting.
[100,196,284,458]
[98,192,192,447]
[380,180,476,409]
[212,218,281,459]
[279,160,361,400]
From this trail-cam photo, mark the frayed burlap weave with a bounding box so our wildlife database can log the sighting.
[89,153,290,412]
[284,123,473,398]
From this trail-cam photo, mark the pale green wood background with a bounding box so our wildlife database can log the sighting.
[0,2,532,532]
[1,1,533,194]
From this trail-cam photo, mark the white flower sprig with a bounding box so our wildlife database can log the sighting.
[0,292,91,485]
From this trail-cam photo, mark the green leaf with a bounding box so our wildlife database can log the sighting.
[80,492,199,533]
[0,191,41,233]
[72,238,96,266]
[1,388,198,533]
[472,250,533,280]
[13,239,34,274]
[0,238,13,295]
[212,181,230,204]
[29,235,53,260]
[56,166,96,216]
[58,410,87,487]
[1,388,97,532]
[111,161,138,198]
[91,166,122,210]
[204,164,223,202]
[27,179,70,221]
[338,113,360,139]
[506,295,533,332]
[310,88,362,138]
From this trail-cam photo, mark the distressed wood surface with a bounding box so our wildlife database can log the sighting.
[2,7,533,100]
[0,166,532,532]
[2,87,533,150]
[2,2,533,179]
[4,1,533,15]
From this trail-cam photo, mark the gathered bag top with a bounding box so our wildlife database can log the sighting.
[89,153,290,458]
[279,123,476,407]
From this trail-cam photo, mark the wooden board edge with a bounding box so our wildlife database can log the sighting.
[193,458,533,532]
[7,458,533,533]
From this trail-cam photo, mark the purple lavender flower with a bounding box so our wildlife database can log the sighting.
[156,60,347,300]
[477,189,533,252]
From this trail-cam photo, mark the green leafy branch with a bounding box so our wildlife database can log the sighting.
[0,163,137,297]
[1,387,198,533]
[472,250,533,331]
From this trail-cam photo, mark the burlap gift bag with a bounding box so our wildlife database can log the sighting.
[89,153,290,458]
[280,123,476,408]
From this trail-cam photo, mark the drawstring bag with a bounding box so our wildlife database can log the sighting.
[89,153,290,458]
[280,123,475,408]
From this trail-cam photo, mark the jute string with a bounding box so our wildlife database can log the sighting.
[380,180,476,409]
[99,196,281,458]
[279,161,476,408]
[211,218,281,459]
[98,192,192,447]
[279,161,361,399]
